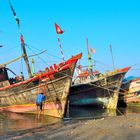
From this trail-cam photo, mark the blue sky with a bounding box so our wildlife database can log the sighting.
[0,0,140,77]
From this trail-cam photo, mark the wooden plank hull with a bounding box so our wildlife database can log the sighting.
[0,53,82,118]
[0,77,71,118]
[0,101,67,118]
[119,78,140,106]
[69,67,130,109]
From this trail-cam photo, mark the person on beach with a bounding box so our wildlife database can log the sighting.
[36,92,46,111]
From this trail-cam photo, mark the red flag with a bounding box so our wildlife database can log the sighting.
[20,34,25,45]
[55,23,64,34]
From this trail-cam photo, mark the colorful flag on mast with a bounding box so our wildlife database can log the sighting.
[55,23,64,34]
[88,46,96,54]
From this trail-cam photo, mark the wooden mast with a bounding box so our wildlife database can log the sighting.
[86,38,93,79]
[8,0,32,77]
[20,35,32,77]
[22,43,32,77]
[86,38,93,72]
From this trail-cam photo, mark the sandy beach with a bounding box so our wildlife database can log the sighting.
[1,112,140,140]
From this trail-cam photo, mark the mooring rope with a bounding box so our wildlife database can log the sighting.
[88,81,127,117]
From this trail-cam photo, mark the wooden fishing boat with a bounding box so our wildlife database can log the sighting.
[69,39,131,109]
[0,0,82,118]
[118,77,140,106]
[69,67,131,109]
[0,53,82,118]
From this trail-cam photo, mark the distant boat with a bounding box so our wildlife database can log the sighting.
[118,76,140,106]
[69,66,131,109]
[68,38,131,109]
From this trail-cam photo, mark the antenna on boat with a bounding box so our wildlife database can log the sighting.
[55,23,65,62]
[8,0,32,78]
[109,44,115,70]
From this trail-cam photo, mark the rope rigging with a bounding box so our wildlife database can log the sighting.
[88,82,126,116]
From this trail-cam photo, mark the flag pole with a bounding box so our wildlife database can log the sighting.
[109,44,115,70]
[55,23,65,62]
[57,35,65,62]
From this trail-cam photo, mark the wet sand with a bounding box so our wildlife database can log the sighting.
[1,113,140,140]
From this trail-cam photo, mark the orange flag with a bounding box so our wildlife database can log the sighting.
[55,23,64,34]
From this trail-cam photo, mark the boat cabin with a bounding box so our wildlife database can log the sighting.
[0,66,23,87]
[0,67,9,82]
